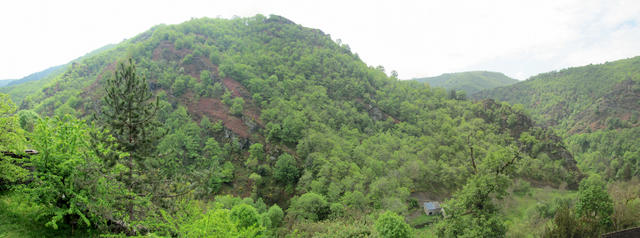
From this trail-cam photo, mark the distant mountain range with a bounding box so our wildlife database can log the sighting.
[0,65,65,88]
[0,79,15,87]
[410,71,518,95]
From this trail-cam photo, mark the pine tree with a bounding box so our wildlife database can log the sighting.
[95,58,161,223]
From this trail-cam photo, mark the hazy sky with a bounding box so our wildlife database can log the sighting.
[1,0,640,80]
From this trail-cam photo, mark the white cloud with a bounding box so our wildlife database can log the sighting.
[1,0,639,80]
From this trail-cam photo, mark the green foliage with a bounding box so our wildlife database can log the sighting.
[476,57,640,134]
[222,90,232,105]
[211,82,225,98]
[575,175,613,230]
[180,204,265,237]
[436,146,519,238]
[245,143,264,169]
[266,204,284,228]
[0,15,595,236]
[273,153,299,185]
[17,109,40,132]
[341,190,367,211]
[230,203,259,229]
[171,76,187,96]
[375,211,411,238]
[200,70,212,86]
[230,97,244,116]
[23,116,126,231]
[543,206,588,238]
[94,58,163,229]
[0,94,28,189]
[567,127,640,181]
[543,175,614,237]
[288,192,330,222]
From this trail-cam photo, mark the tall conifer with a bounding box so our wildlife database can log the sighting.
[96,58,161,221]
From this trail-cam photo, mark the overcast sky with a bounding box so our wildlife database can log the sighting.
[1,0,640,80]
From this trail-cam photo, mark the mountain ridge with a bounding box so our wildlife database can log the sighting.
[473,56,640,134]
[410,71,518,95]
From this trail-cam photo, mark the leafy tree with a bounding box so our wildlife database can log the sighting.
[342,190,367,211]
[200,70,212,85]
[222,90,232,106]
[274,153,299,185]
[245,143,263,169]
[17,109,40,132]
[0,94,28,189]
[575,174,613,233]
[230,203,259,229]
[543,206,587,238]
[375,211,411,238]
[436,146,519,237]
[180,204,265,237]
[287,192,330,221]
[171,77,187,96]
[212,82,225,98]
[230,97,244,116]
[266,204,284,228]
[23,115,127,231]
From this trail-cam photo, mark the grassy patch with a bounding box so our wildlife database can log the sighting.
[409,214,440,228]
[502,187,577,237]
[0,191,97,238]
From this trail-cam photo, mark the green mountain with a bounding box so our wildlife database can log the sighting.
[0,44,116,107]
[474,57,640,134]
[0,79,15,87]
[1,15,582,236]
[474,57,640,184]
[411,71,518,95]
[1,65,65,88]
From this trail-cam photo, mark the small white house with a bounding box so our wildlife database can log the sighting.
[424,202,442,216]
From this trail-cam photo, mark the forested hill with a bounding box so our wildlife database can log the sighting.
[1,15,582,236]
[410,71,518,95]
[474,57,640,134]
[1,65,65,88]
[0,79,15,87]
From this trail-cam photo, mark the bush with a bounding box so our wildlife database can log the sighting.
[274,153,299,184]
[266,204,284,228]
[288,192,330,221]
[375,211,411,238]
[230,204,259,229]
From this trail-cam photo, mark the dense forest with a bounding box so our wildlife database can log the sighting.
[1,15,639,237]
[411,71,518,95]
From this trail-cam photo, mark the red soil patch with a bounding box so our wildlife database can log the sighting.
[186,97,251,138]
[151,40,264,137]
[221,78,263,126]
[152,41,219,79]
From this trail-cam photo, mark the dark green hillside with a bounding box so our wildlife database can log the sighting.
[1,15,583,237]
[411,71,518,95]
[474,57,640,134]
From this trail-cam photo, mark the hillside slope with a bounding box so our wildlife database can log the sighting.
[0,79,15,87]
[0,44,116,107]
[411,71,518,95]
[2,65,65,88]
[3,15,581,236]
[474,57,640,134]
